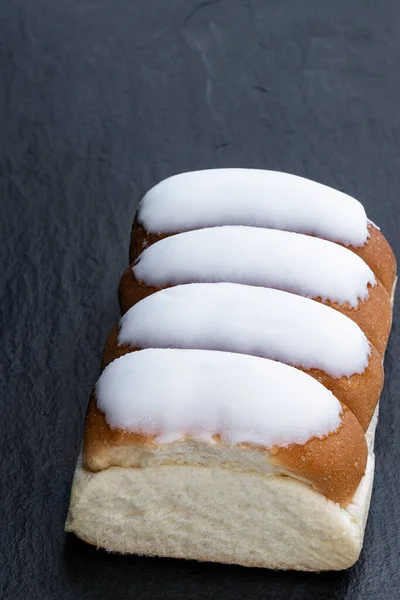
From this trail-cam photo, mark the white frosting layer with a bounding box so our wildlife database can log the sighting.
[96,349,342,446]
[133,226,376,308]
[118,283,370,377]
[138,169,369,246]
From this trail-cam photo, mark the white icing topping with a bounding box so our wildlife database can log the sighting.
[138,169,369,246]
[133,226,376,308]
[118,283,370,378]
[96,349,343,446]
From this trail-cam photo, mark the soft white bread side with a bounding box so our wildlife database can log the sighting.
[65,434,375,571]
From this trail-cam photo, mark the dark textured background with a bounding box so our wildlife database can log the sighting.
[1,1,399,598]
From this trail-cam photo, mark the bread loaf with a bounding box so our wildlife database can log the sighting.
[66,169,396,571]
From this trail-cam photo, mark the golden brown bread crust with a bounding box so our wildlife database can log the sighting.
[129,220,166,263]
[271,405,368,505]
[352,224,397,294]
[101,324,383,432]
[83,395,153,472]
[118,262,392,357]
[129,220,397,295]
[83,395,367,507]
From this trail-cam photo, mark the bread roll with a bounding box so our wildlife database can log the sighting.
[83,349,367,506]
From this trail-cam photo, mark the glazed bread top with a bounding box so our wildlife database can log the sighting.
[137,169,369,245]
[96,349,343,446]
[133,226,376,308]
[84,349,368,506]
[117,283,370,378]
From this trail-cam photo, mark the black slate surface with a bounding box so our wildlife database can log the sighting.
[1,1,399,598]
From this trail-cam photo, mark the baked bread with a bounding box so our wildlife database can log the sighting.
[66,169,396,571]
